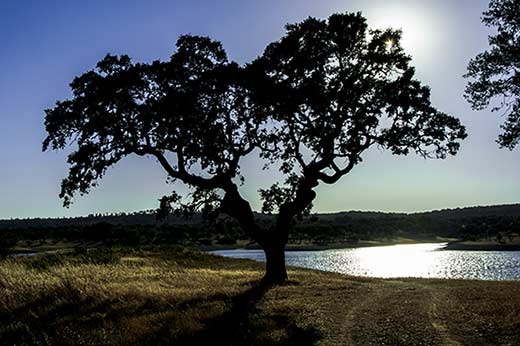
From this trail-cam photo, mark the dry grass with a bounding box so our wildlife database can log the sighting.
[1,247,520,345]
[0,247,319,346]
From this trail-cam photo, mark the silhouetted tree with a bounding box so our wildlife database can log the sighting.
[246,13,466,281]
[465,0,520,149]
[44,34,273,276]
[44,13,466,284]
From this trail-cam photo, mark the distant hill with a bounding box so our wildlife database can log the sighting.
[318,204,520,220]
[302,204,520,242]
[415,204,520,218]
[0,210,203,229]
[1,204,519,247]
[1,204,519,229]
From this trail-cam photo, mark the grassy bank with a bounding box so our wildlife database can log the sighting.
[444,239,520,251]
[1,247,519,345]
[197,236,454,252]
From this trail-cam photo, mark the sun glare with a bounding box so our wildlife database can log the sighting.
[368,5,440,63]
[385,38,395,51]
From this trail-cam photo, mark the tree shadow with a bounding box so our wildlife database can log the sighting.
[0,280,321,346]
[142,279,321,346]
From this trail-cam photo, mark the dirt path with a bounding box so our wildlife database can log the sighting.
[421,284,462,346]
[316,279,463,346]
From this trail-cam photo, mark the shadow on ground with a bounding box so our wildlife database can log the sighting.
[0,280,321,346]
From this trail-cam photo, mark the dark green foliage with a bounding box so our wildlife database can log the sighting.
[2,204,520,249]
[0,210,178,229]
[82,221,114,242]
[0,237,14,259]
[25,253,67,271]
[465,0,520,149]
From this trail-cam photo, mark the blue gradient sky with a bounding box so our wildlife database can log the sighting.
[1,0,518,219]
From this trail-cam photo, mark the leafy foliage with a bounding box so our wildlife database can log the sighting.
[250,13,466,214]
[465,0,520,149]
[43,35,259,208]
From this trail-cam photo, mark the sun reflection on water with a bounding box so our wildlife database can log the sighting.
[212,243,520,280]
[341,243,445,278]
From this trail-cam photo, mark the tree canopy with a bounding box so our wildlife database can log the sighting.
[251,13,466,217]
[44,35,260,209]
[44,12,467,283]
[465,0,520,149]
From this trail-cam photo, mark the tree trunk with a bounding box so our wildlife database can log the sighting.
[220,182,294,285]
[263,241,288,285]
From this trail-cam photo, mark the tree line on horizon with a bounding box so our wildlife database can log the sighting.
[2,204,519,261]
[2,203,520,229]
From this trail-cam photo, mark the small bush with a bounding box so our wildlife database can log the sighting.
[25,253,66,271]
[0,238,15,260]
[77,247,121,265]
[217,235,236,245]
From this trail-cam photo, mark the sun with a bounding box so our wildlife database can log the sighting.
[385,38,395,51]
[367,5,441,63]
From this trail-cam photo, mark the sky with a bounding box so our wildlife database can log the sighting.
[0,0,518,219]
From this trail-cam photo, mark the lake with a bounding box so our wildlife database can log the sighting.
[211,243,520,280]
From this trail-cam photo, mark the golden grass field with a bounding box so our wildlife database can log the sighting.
[1,247,519,345]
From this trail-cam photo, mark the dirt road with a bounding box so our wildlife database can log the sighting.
[266,271,520,346]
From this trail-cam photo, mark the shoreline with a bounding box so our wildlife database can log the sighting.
[197,237,452,252]
[200,238,520,252]
[11,238,520,257]
[443,240,520,251]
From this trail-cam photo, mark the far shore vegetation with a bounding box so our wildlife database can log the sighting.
[2,204,519,258]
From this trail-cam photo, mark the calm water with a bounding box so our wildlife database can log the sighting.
[211,243,520,280]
